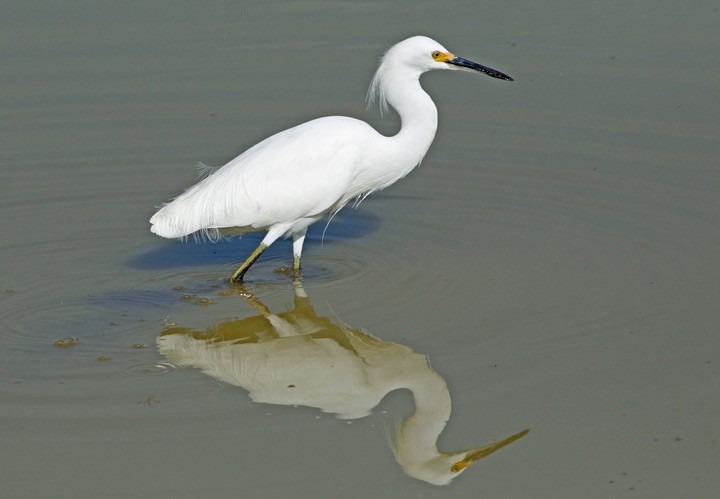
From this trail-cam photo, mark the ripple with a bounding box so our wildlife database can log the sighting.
[135,231,416,292]
[0,281,174,356]
[121,362,178,376]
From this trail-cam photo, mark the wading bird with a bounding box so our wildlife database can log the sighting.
[150,36,512,281]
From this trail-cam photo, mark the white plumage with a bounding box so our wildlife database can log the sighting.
[149,35,512,281]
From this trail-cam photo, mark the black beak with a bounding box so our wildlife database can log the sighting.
[446,57,513,81]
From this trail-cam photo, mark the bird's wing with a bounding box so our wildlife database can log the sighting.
[150,117,374,238]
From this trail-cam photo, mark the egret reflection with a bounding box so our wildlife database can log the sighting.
[157,281,528,485]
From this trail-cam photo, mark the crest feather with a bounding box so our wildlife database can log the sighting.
[366,50,391,116]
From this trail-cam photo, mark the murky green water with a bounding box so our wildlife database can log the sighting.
[2,1,719,497]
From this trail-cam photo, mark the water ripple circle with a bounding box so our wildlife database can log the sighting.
[121,362,178,376]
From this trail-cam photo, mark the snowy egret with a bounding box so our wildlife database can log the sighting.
[150,35,512,282]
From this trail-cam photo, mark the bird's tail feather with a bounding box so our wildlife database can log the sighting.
[150,193,215,240]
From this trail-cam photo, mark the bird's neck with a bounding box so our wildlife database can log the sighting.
[392,370,451,465]
[384,71,438,161]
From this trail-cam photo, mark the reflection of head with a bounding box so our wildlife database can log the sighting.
[392,416,530,486]
[158,282,528,485]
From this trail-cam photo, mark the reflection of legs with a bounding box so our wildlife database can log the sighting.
[236,275,305,318]
[230,227,286,283]
[292,274,307,297]
[242,288,272,316]
[292,228,308,275]
[239,282,297,337]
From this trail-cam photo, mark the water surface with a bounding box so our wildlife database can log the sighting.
[2,1,719,497]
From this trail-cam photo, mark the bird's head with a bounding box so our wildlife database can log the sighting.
[394,427,530,486]
[367,36,513,115]
[384,35,513,81]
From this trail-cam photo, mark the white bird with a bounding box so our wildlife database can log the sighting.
[150,36,512,282]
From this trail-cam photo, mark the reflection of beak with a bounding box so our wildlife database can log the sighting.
[451,428,530,472]
[446,57,514,81]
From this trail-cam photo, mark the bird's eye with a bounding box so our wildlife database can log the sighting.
[432,51,442,60]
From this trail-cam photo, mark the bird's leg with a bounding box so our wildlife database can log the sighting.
[230,243,267,283]
[292,228,308,276]
[230,227,287,282]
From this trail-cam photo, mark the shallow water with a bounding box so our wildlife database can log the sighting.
[2,1,719,497]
